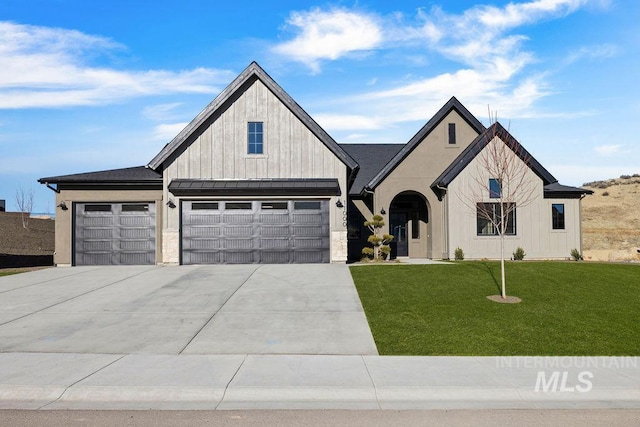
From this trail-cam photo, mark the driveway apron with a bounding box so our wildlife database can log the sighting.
[0,265,377,355]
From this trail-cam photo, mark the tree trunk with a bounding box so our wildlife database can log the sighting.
[500,202,506,299]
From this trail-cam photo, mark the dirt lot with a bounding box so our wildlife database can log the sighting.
[582,176,640,262]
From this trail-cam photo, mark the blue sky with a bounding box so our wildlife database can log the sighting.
[1,0,638,212]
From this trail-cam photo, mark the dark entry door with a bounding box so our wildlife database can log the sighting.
[390,212,408,257]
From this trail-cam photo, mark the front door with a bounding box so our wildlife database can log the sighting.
[390,212,408,257]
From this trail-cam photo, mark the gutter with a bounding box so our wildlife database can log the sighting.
[42,182,59,194]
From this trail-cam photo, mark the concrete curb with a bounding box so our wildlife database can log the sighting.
[0,353,638,410]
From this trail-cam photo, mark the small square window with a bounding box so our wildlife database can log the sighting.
[552,203,565,230]
[489,178,501,198]
[248,122,263,154]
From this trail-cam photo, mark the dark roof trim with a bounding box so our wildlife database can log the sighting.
[38,166,162,185]
[147,62,358,171]
[168,179,341,197]
[367,96,486,190]
[430,122,557,200]
[543,182,594,199]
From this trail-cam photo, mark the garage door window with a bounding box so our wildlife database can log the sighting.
[262,202,287,210]
[192,202,219,210]
[294,201,321,210]
[225,202,252,210]
[84,204,112,212]
[122,204,149,212]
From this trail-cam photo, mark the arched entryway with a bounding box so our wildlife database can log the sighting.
[389,191,430,258]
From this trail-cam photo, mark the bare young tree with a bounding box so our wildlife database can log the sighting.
[460,113,538,299]
[15,185,35,229]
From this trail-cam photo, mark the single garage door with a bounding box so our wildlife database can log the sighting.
[74,202,156,265]
[181,200,329,264]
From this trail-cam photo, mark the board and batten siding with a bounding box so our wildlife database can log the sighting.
[446,138,582,259]
[161,79,348,263]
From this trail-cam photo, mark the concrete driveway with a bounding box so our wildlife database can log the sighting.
[0,265,378,355]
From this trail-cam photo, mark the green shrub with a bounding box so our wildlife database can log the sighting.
[454,247,464,261]
[513,247,526,261]
[570,248,583,261]
[361,247,374,260]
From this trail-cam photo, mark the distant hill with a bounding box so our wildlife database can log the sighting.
[0,212,54,268]
[581,174,640,262]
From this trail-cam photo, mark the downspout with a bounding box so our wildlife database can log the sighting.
[436,184,449,259]
[579,193,586,258]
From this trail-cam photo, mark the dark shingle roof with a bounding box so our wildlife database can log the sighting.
[367,97,485,191]
[38,166,162,184]
[148,62,358,171]
[168,178,341,196]
[340,144,404,196]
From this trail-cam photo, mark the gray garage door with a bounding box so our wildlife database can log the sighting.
[74,202,156,265]
[181,200,330,264]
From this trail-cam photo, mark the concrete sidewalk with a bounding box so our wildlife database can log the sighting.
[1,353,638,410]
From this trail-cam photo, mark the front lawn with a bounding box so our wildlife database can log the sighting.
[351,262,640,356]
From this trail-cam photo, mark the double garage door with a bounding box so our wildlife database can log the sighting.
[74,202,156,265]
[182,200,330,264]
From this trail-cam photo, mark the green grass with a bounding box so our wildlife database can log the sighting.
[351,262,640,356]
[0,271,20,277]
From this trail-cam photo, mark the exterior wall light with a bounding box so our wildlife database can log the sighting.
[57,202,68,211]
[380,207,386,215]
[335,199,344,208]
[166,199,176,209]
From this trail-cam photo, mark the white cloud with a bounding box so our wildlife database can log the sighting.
[0,21,233,109]
[272,8,382,72]
[314,114,382,131]
[285,1,594,130]
[594,144,623,156]
[153,123,189,141]
[142,103,184,121]
[565,43,619,64]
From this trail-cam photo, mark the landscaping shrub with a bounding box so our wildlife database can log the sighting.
[454,247,464,261]
[512,247,526,261]
[362,215,393,261]
[570,248,583,261]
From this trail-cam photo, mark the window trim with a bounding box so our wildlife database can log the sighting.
[247,121,264,155]
[489,178,501,199]
[552,203,565,230]
[448,123,456,145]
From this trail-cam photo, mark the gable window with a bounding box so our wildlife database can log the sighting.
[489,178,501,198]
[448,123,456,144]
[552,203,565,230]
[248,122,263,154]
[477,203,516,236]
